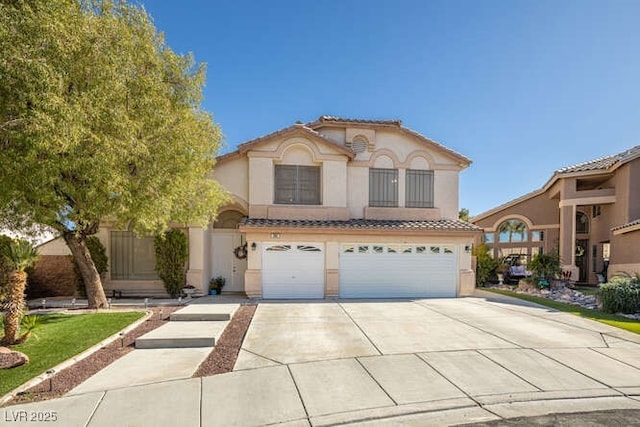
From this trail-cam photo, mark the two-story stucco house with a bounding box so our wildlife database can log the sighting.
[38,116,480,299]
[471,145,640,284]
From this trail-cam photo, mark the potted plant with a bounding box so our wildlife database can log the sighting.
[182,284,196,297]
[496,262,509,285]
[209,276,226,295]
[529,252,561,288]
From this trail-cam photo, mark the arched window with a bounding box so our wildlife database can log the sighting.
[498,219,528,243]
[576,211,589,234]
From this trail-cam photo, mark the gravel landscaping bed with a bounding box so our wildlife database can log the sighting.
[192,304,256,377]
[4,307,179,406]
[487,282,599,309]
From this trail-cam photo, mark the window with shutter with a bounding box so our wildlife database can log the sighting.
[369,168,398,207]
[406,169,434,208]
[274,165,321,205]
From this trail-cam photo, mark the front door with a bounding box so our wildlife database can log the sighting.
[575,239,589,283]
[211,230,247,293]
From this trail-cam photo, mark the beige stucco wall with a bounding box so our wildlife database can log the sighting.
[248,156,273,207]
[323,160,348,207]
[37,237,71,256]
[347,166,368,218]
[628,159,640,220]
[611,229,640,266]
[212,156,249,206]
[434,170,459,219]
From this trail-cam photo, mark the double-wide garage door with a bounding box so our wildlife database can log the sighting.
[262,243,325,299]
[339,244,458,298]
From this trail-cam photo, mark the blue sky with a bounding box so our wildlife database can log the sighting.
[144,0,640,217]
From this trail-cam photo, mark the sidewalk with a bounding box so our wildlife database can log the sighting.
[3,364,640,426]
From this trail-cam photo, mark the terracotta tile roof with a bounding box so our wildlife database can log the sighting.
[556,145,640,174]
[311,115,403,127]
[612,219,640,232]
[241,218,481,232]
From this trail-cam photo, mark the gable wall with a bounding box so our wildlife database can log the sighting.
[214,125,466,221]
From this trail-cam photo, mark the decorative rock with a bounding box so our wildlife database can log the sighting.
[487,282,601,312]
[0,346,29,369]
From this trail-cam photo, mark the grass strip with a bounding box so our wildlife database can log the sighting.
[484,288,640,335]
[0,311,144,396]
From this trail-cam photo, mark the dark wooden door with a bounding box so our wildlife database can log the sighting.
[575,239,589,282]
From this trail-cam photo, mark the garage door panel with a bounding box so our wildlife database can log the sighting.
[340,244,457,298]
[262,243,325,299]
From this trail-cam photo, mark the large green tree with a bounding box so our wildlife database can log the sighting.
[0,0,229,308]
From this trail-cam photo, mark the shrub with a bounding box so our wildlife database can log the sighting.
[473,243,500,286]
[528,251,561,281]
[72,236,108,298]
[0,234,13,300]
[598,274,640,314]
[154,229,188,297]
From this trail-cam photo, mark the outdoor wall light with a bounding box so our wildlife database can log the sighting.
[465,245,471,253]
[251,242,257,251]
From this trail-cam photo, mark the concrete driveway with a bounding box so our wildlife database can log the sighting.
[228,290,640,425]
[4,291,640,426]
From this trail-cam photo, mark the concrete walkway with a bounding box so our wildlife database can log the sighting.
[5,291,640,426]
[65,300,239,394]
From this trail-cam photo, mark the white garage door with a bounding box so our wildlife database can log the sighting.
[262,243,325,299]
[340,244,457,298]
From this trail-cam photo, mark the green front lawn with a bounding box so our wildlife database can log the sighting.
[0,311,145,397]
[484,288,640,335]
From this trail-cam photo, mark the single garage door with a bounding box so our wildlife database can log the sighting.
[262,243,325,299]
[340,244,457,298]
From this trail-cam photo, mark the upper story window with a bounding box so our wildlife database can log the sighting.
[369,168,398,207]
[576,211,589,234]
[274,165,321,205]
[405,169,434,208]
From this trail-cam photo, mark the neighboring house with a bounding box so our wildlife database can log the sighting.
[471,145,640,284]
[39,116,480,299]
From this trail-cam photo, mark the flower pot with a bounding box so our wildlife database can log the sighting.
[216,288,222,295]
[209,289,216,296]
[497,274,504,285]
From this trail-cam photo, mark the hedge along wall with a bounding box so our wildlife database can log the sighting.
[27,255,80,298]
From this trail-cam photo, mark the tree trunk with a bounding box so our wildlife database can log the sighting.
[2,270,26,345]
[63,232,108,309]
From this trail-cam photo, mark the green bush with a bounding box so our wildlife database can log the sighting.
[0,234,13,300]
[72,236,109,298]
[473,243,500,286]
[154,229,188,297]
[598,274,640,314]
[528,251,561,281]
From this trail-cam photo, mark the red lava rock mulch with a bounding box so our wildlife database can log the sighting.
[192,304,257,377]
[5,307,179,407]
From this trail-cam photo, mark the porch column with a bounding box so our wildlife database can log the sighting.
[559,203,578,278]
[186,227,206,291]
